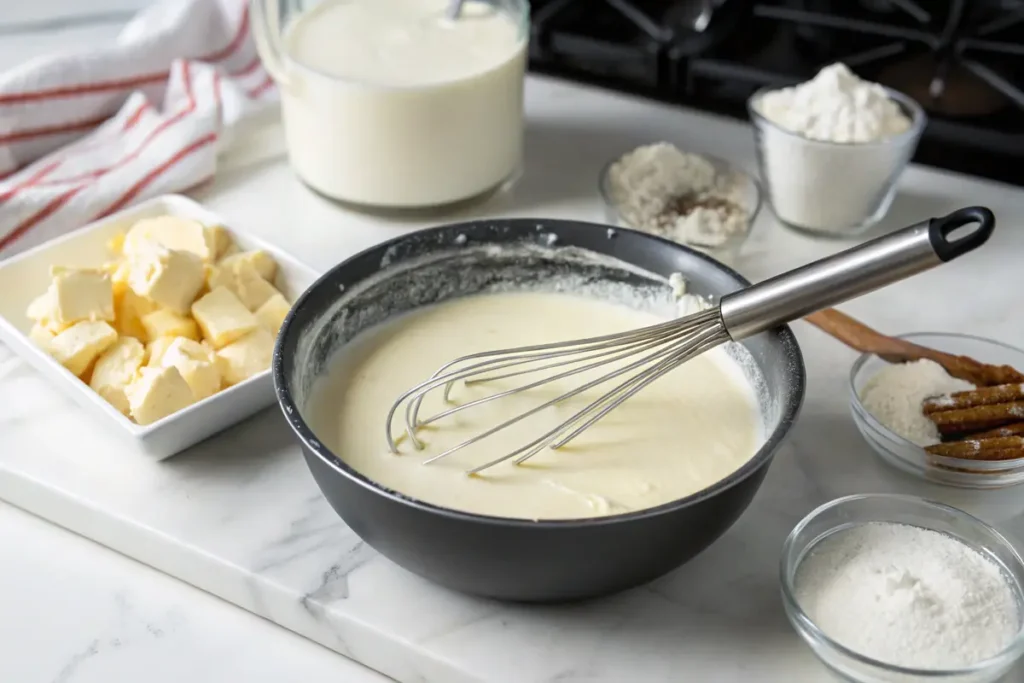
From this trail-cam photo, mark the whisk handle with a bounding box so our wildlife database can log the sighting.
[719,206,996,340]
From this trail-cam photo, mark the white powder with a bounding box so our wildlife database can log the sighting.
[758,63,911,143]
[667,272,712,317]
[858,359,973,447]
[752,63,918,234]
[606,143,750,249]
[795,522,1019,670]
[668,272,688,298]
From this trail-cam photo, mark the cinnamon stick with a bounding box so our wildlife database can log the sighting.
[804,309,1024,387]
[925,436,1024,460]
[928,401,1024,435]
[923,384,1024,414]
[971,422,1024,439]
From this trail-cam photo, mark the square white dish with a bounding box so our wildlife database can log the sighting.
[0,194,320,460]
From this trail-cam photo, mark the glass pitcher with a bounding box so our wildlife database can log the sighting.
[251,0,530,209]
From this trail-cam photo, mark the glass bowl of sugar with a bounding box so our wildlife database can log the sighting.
[781,494,1024,683]
[598,142,762,267]
[748,63,927,238]
[849,332,1024,489]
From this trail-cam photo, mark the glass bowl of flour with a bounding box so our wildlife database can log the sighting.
[782,494,1024,682]
[598,143,762,266]
[748,63,926,237]
[849,332,1024,489]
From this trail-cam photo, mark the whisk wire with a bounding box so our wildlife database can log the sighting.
[543,330,728,452]
[386,312,716,453]
[420,321,715,466]
[461,325,687,386]
[413,324,696,431]
[384,309,725,471]
[413,317,690,424]
[465,321,728,475]
[395,322,686,448]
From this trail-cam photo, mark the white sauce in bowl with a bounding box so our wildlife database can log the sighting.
[307,291,763,520]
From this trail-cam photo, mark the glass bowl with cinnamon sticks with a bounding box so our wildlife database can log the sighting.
[846,329,1024,489]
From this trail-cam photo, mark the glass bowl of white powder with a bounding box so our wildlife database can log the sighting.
[598,143,762,266]
[782,494,1024,682]
[849,332,1024,489]
[748,63,927,237]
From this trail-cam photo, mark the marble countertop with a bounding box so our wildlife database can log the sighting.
[0,500,388,683]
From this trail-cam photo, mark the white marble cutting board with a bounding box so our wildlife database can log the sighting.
[2,77,1024,683]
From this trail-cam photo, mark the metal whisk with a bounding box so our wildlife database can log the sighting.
[385,207,994,475]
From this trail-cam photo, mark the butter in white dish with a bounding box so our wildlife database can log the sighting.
[90,336,146,414]
[126,365,197,426]
[22,212,291,427]
[0,194,319,459]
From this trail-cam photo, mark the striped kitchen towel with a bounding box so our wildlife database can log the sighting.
[0,0,277,257]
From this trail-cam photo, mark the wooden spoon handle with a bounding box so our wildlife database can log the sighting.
[803,309,924,360]
[803,309,1024,387]
[805,309,884,352]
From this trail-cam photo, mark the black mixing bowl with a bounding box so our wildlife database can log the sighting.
[273,219,806,602]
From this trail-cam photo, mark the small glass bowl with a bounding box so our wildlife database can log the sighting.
[597,149,762,266]
[748,86,926,238]
[782,494,1024,683]
[850,332,1024,489]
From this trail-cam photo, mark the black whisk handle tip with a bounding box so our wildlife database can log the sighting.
[928,206,996,262]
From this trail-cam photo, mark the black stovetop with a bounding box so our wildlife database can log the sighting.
[527,0,1024,186]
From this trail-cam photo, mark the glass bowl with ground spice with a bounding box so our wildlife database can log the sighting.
[598,143,762,265]
[781,494,1024,683]
[850,332,1024,489]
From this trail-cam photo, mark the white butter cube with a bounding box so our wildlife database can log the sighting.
[127,245,204,314]
[126,365,196,425]
[207,259,280,311]
[124,216,218,263]
[218,250,278,282]
[254,293,290,335]
[114,287,157,340]
[26,290,67,334]
[52,268,114,325]
[26,290,54,322]
[159,337,221,401]
[89,337,145,414]
[208,225,234,260]
[48,321,118,377]
[140,308,199,343]
[147,336,181,367]
[28,324,55,350]
[108,260,132,297]
[191,286,258,348]
[216,327,275,387]
[218,241,241,261]
[100,260,124,293]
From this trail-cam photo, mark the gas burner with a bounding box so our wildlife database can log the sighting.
[529,0,736,90]
[527,0,1024,185]
[759,0,1024,118]
[529,0,667,89]
[878,54,1008,118]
